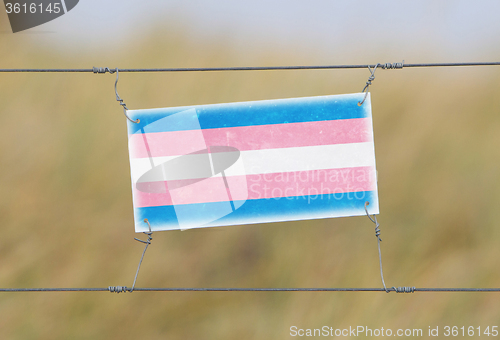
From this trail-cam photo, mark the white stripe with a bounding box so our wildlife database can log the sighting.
[60,0,68,13]
[129,142,376,182]
[207,147,215,176]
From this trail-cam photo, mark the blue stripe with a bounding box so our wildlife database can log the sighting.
[127,93,369,134]
[134,190,378,231]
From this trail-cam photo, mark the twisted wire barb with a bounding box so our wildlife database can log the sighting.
[379,61,404,69]
[108,286,128,293]
[1,287,498,292]
[2,61,498,73]
[392,286,415,293]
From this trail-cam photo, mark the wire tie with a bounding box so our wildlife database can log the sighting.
[129,219,154,293]
[93,66,139,123]
[365,202,415,294]
[108,286,128,293]
[364,201,390,292]
[92,67,115,74]
[109,220,153,294]
[380,60,404,69]
[391,286,415,293]
[358,64,378,106]
[113,68,140,123]
[358,61,404,105]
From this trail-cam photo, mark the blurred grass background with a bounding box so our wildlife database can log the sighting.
[1,11,500,340]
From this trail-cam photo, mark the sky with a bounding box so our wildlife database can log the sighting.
[2,0,500,63]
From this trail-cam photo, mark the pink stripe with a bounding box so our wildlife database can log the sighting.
[133,166,376,208]
[129,129,207,160]
[129,118,372,158]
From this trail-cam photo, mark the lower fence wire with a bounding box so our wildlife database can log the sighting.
[1,207,499,294]
[0,288,499,293]
[1,209,499,293]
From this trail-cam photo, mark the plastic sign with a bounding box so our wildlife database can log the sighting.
[127,93,379,232]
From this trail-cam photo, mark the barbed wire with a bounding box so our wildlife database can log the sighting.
[0,287,498,293]
[1,60,499,294]
[0,61,499,73]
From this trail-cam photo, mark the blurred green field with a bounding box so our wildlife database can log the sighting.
[1,18,500,340]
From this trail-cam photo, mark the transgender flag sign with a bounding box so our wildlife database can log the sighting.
[127,93,379,232]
